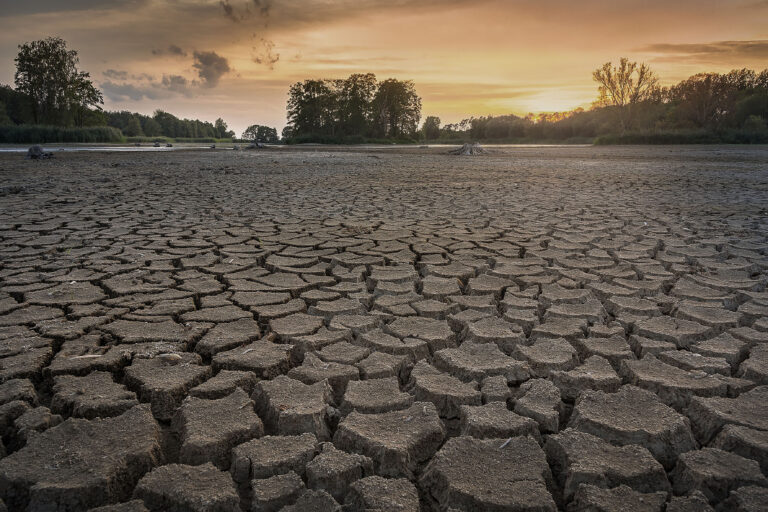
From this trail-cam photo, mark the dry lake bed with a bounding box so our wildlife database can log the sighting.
[0,145,767,511]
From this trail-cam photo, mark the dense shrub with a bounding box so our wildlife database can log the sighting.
[594,128,768,145]
[0,125,123,143]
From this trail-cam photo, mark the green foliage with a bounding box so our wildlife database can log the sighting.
[339,73,378,136]
[14,37,102,126]
[372,79,421,138]
[422,116,441,140]
[123,116,144,137]
[437,65,767,145]
[0,102,12,126]
[0,125,123,143]
[214,118,235,139]
[242,124,278,142]
[286,74,421,141]
[0,85,34,124]
[103,110,229,140]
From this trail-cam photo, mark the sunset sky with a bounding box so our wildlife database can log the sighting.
[1,0,767,135]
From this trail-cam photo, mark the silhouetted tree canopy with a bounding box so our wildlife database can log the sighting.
[422,116,441,140]
[430,64,766,144]
[286,74,421,142]
[14,37,103,126]
[215,118,235,139]
[592,58,659,132]
[242,124,278,142]
[371,79,421,138]
[2,40,766,144]
[102,110,228,140]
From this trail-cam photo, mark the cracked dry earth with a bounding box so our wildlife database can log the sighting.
[0,145,767,512]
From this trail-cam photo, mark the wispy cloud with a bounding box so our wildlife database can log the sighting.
[102,69,129,80]
[152,44,188,57]
[100,71,196,102]
[639,39,768,64]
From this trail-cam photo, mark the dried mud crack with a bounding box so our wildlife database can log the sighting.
[0,145,767,511]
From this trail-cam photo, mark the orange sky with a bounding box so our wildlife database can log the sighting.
[1,0,767,135]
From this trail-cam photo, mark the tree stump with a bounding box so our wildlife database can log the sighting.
[449,143,486,156]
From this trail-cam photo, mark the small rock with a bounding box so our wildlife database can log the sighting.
[671,447,768,503]
[345,476,419,512]
[230,433,318,483]
[420,435,557,511]
[173,388,263,470]
[252,375,333,441]
[333,401,445,478]
[133,463,240,512]
[249,471,305,512]
[566,484,667,512]
[306,442,374,501]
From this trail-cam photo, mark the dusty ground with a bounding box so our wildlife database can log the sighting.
[0,145,767,511]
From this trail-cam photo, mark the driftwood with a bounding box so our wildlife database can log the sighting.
[449,143,487,156]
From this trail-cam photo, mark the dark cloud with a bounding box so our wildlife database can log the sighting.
[168,44,187,57]
[639,40,768,64]
[234,0,493,29]
[100,80,161,101]
[161,74,192,94]
[103,69,129,80]
[0,0,148,16]
[100,73,194,101]
[251,38,279,69]
[102,69,157,81]
[220,0,240,22]
[219,0,272,24]
[252,0,272,17]
[152,44,188,57]
[193,51,231,87]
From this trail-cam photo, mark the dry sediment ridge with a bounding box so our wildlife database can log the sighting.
[0,145,766,511]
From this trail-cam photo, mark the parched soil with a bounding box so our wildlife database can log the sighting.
[0,144,767,511]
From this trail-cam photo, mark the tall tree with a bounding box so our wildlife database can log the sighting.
[14,37,103,125]
[422,116,441,140]
[372,79,421,138]
[287,79,338,136]
[123,116,144,137]
[214,118,234,139]
[668,73,735,128]
[592,58,658,131]
[338,73,377,136]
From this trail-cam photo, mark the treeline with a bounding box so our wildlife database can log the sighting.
[0,125,123,143]
[428,66,768,144]
[1,83,237,142]
[103,110,235,140]
[284,73,421,143]
[0,37,246,143]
